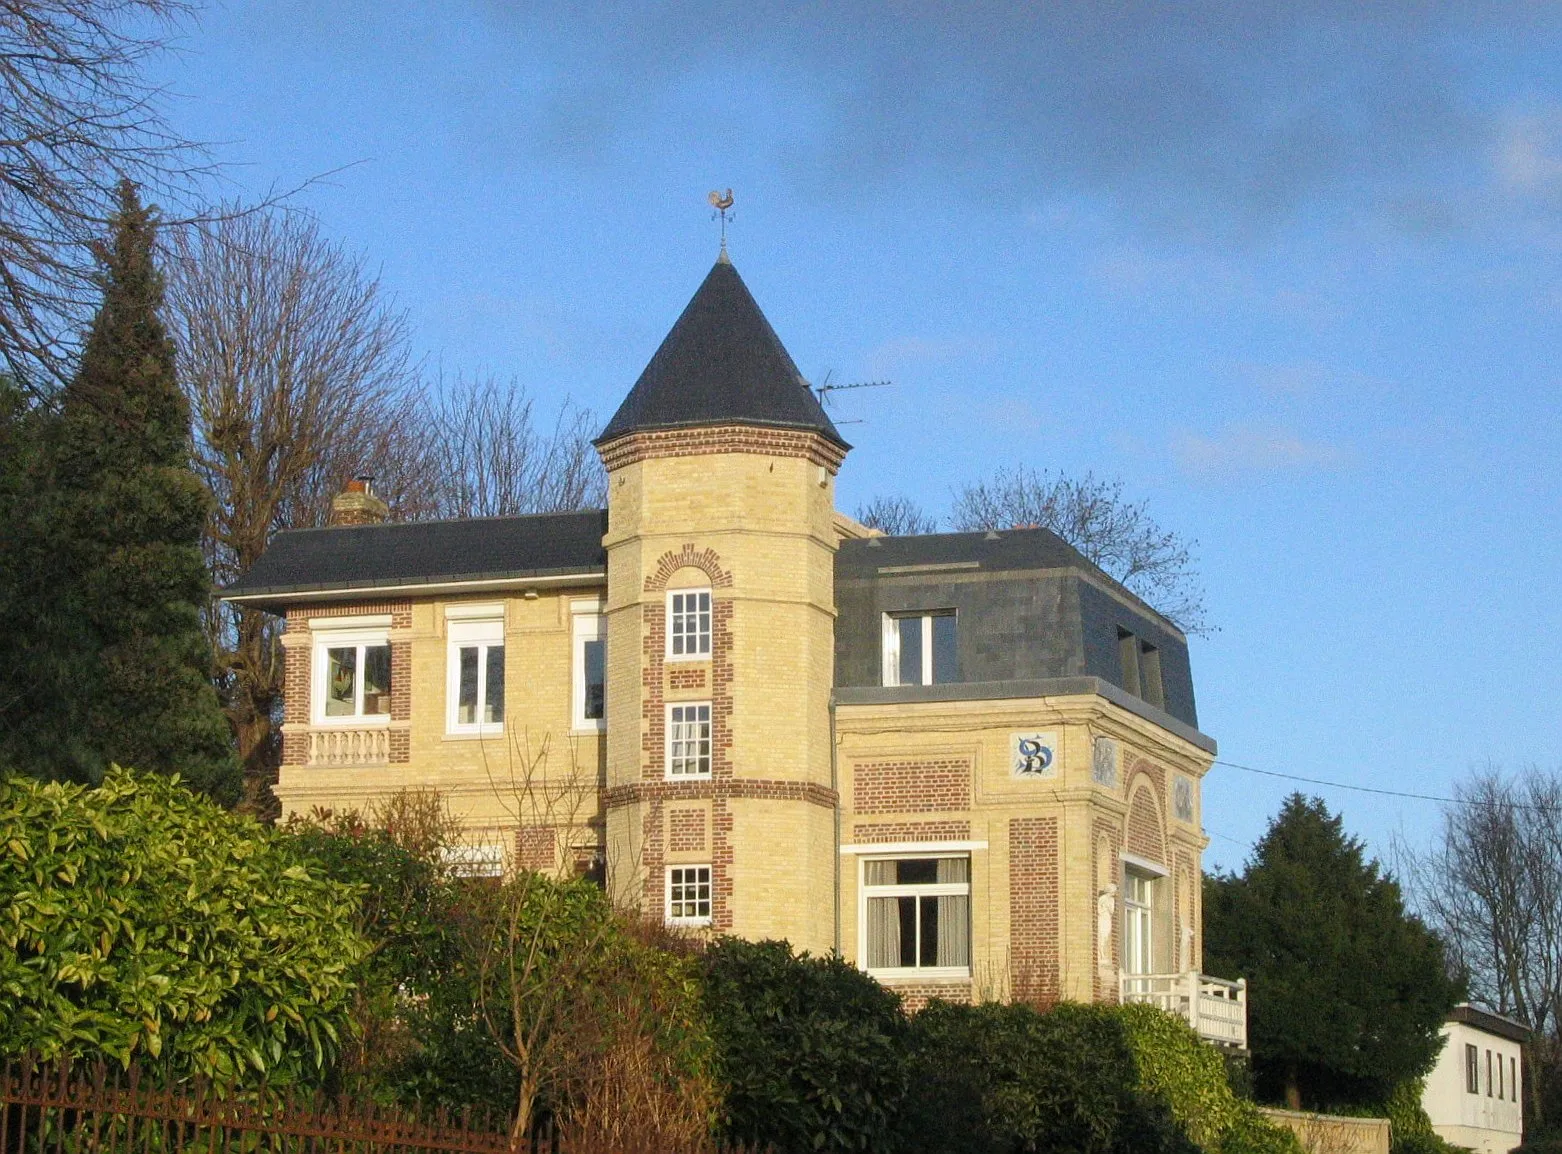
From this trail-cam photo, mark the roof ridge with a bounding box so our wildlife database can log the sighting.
[277,508,608,536]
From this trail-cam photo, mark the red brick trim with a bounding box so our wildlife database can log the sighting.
[597,425,847,472]
[1010,817,1060,1008]
[852,821,971,843]
[642,546,735,593]
[669,808,707,853]
[605,779,839,809]
[1125,781,1166,866]
[886,982,973,1013]
[286,602,412,626]
[852,758,971,814]
[668,666,707,691]
[281,603,412,767]
[517,826,556,871]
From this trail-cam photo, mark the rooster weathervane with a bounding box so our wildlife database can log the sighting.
[708,188,734,257]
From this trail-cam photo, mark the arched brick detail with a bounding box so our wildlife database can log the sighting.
[643,545,735,592]
[1125,777,1167,867]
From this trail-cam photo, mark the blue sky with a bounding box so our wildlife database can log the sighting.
[151,1,1562,871]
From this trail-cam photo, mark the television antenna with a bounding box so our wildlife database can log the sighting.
[813,370,892,426]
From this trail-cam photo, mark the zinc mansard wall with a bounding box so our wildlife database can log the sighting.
[601,437,841,953]
[275,588,607,869]
[835,692,1212,1010]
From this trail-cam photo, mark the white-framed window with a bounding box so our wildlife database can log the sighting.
[312,624,392,725]
[667,589,712,659]
[881,610,957,687]
[572,609,606,731]
[667,703,712,777]
[442,840,505,879]
[1466,1044,1480,1094]
[666,865,712,925]
[1122,868,1156,976]
[861,855,971,977]
[447,618,504,734]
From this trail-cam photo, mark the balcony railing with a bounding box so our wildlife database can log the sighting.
[307,727,390,767]
[1120,971,1247,1049]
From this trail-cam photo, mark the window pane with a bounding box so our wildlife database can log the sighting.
[931,613,957,683]
[897,616,922,686]
[457,646,478,725]
[919,894,940,967]
[363,644,391,715]
[484,645,505,724]
[583,639,605,720]
[897,895,917,966]
[326,647,356,716]
[863,860,896,886]
[897,858,938,885]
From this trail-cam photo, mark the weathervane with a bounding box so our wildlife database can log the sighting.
[708,188,734,258]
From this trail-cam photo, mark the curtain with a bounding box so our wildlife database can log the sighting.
[936,894,970,967]
[864,860,896,885]
[866,898,901,968]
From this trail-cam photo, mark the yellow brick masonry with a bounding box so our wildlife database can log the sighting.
[835,691,1211,1005]
[600,429,842,951]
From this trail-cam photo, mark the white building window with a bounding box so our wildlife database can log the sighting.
[1466,1044,1479,1094]
[312,624,392,724]
[667,865,711,924]
[572,610,606,730]
[881,611,956,687]
[862,856,970,977]
[667,589,712,659]
[667,703,712,777]
[447,618,504,734]
[1122,869,1156,976]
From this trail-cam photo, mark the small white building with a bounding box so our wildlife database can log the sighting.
[1421,1004,1528,1154]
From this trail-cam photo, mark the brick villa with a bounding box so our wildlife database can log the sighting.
[224,253,1245,1036]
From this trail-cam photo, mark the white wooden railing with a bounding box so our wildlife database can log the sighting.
[308,727,391,767]
[1120,971,1247,1048]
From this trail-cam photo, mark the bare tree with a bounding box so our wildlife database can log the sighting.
[425,372,606,519]
[950,466,1209,634]
[163,206,433,813]
[1411,766,1562,1128]
[0,0,211,389]
[855,494,939,536]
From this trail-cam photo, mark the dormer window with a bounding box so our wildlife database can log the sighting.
[1117,628,1165,709]
[882,611,957,687]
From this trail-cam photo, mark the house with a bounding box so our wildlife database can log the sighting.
[223,253,1242,1035]
[1420,1004,1527,1153]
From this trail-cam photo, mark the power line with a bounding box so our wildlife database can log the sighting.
[1212,758,1562,813]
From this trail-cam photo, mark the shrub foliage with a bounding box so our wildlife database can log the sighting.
[0,768,367,1083]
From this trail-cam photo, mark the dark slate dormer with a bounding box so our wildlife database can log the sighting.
[596,257,849,449]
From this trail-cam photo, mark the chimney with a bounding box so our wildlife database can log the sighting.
[330,475,389,527]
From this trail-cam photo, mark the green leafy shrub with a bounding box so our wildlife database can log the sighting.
[700,938,909,1154]
[898,1000,1301,1154]
[0,768,367,1083]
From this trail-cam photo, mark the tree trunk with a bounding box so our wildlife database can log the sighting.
[512,1071,539,1149]
[1285,1064,1302,1111]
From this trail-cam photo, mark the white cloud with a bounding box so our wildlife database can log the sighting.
[1497,108,1562,198]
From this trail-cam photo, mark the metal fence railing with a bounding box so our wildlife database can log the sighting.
[0,1055,514,1154]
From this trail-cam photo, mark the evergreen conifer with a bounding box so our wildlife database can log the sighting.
[37,181,237,800]
[1204,794,1459,1112]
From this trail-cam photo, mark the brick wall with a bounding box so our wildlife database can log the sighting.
[1010,817,1060,1007]
[598,425,847,472]
[517,826,556,871]
[669,667,707,691]
[853,758,971,814]
[1125,783,1165,865]
[852,820,970,843]
[891,982,973,1013]
[669,808,707,853]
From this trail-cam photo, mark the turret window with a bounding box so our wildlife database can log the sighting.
[667,703,712,777]
[667,865,712,925]
[668,589,712,659]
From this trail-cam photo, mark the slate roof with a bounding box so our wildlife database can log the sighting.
[837,526,1178,633]
[838,526,1096,580]
[597,258,848,448]
[222,510,608,609]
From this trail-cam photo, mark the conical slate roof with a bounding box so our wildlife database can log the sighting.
[597,258,848,449]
